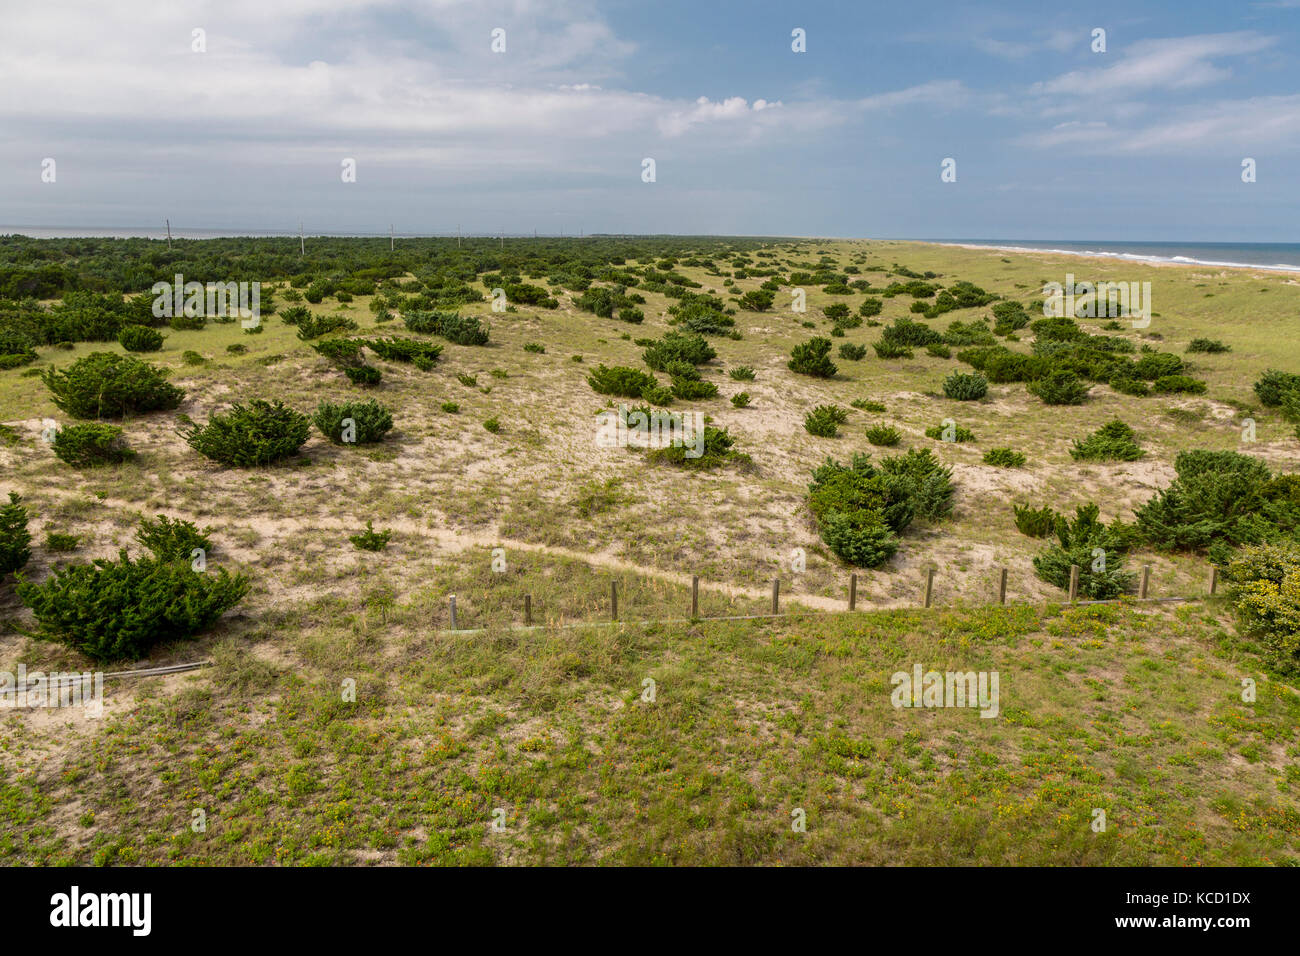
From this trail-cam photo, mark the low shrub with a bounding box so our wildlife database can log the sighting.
[804,404,848,437]
[1187,338,1230,354]
[924,420,975,443]
[943,371,988,401]
[1027,369,1089,405]
[45,532,79,553]
[0,493,32,578]
[1152,374,1207,394]
[1227,541,1300,675]
[669,377,718,400]
[136,514,212,562]
[788,337,837,377]
[362,337,443,365]
[983,447,1026,467]
[588,364,659,398]
[350,521,392,551]
[730,392,751,408]
[1071,420,1142,462]
[729,366,756,381]
[872,341,913,360]
[1031,503,1135,599]
[295,314,359,340]
[1134,449,1300,552]
[345,365,382,386]
[15,550,249,662]
[314,399,393,444]
[647,425,750,470]
[643,331,716,370]
[1013,503,1058,538]
[43,352,184,420]
[865,423,901,446]
[1254,369,1300,407]
[838,343,867,361]
[52,422,134,468]
[118,324,164,352]
[851,399,886,413]
[179,400,311,466]
[403,311,490,345]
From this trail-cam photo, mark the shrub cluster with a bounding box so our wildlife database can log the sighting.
[1134,450,1300,555]
[806,449,954,567]
[1031,504,1135,599]
[403,310,489,345]
[1227,541,1300,675]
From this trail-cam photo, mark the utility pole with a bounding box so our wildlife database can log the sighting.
[299,222,305,256]
[165,218,172,250]
[457,224,461,248]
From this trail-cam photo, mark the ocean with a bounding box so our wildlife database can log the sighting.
[937,240,1300,273]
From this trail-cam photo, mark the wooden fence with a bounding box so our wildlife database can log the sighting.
[441,561,1223,634]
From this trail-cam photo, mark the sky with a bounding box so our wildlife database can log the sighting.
[1,0,1298,240]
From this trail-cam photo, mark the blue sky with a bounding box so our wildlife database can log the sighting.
[2,0,1298,239]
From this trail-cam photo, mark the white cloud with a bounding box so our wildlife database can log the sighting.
[1032,32,1276,97]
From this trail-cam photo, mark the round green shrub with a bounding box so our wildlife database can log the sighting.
[42,352,184,420]
[52,423,134,468]
[15,551,249,662]
[314,399,394,445]
[179,400,311,466]
[942,371,988,401]
[117,324,164,352]
[1028,369,1090,405]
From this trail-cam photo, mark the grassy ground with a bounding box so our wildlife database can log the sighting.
[1,238,1298,864]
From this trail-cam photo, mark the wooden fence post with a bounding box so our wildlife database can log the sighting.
[923,568,935,608]
[691,575,699,618]
[771,578,780,615]
[998,568,1008,605]
[1208,566,1219,596]
[849,573,858,611]
[449,594,458,631]
[610,581,618,620]
[1140,565,1151,600]
[524,594,532,626]
[1068,565,1079,604]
